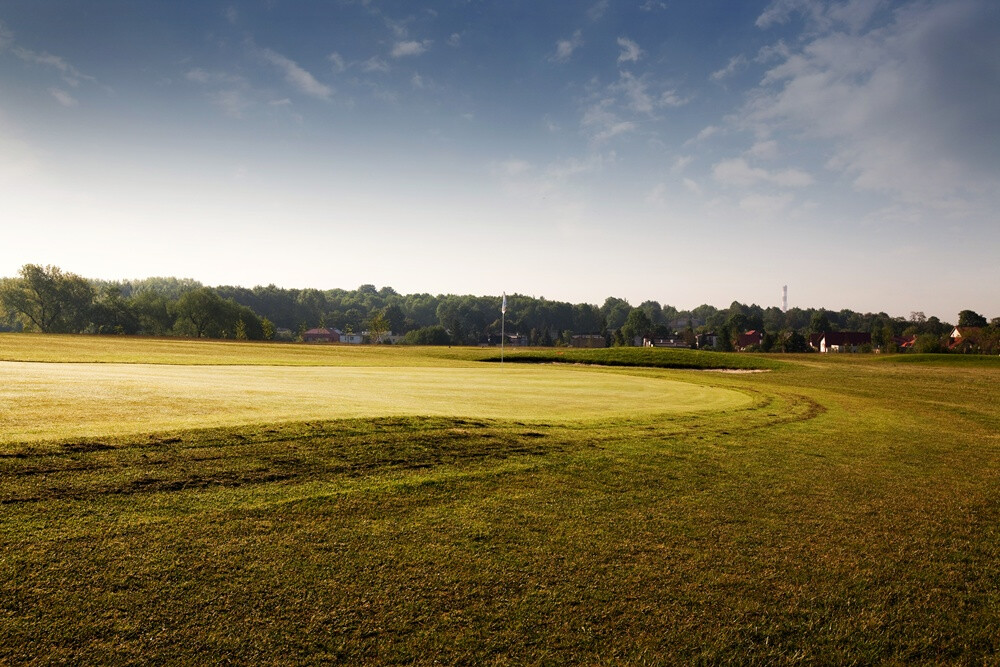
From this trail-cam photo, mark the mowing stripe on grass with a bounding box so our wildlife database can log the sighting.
[0,361,751,443]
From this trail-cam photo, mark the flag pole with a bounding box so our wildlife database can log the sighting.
[501,292,506,364]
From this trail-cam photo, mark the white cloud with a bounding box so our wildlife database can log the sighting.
[546,153,607,180]
[747,140,779,160]
[210,89,253,118]
[328,52,347,72]
[411,73,425,89]
[49,87,78,107]
[689,125,720,143]
[745,0,1000,205]
[614,72,653,113]
[659,90,689,108]
[581,100,636,142]
[185,68,243,85]
[617,37,642,64]
[261,48,332,100]
[553,30,583,62]
[713,157,813,188]
[756,0,885,32]
[739,192,795,217]
[447,33,461,47]
[224,6,238,24]
[494,159,532,177]
[671,155,693,173]
[711,54,747,81]
[683,178,703,195]
[391,40,430,58]
[361,57,390,73]
[588,1,610,22]
[3,27,95,88]
[646,182,667,205]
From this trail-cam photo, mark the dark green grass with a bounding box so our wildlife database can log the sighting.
[484,346,782,370]
[881,353,1000,367]
[2,357,1000,664]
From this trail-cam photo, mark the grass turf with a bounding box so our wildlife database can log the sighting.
[0,361,749,443]
[1,336,999,663]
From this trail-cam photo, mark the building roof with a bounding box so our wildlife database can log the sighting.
[951,327,983,339]
[821,331,871,346]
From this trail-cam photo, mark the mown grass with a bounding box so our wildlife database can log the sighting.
[0,333,488,367]
[486,345,782,370]
[0,361,750,443]
[2,337,999,664]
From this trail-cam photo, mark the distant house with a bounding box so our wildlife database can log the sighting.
[302,327,340,343]
[506,334,529,347]
[340,332,363,345]
[949,327,982,352]
[736,330,764,351]
[893,335,916,351]
[695,332,718,349]
[815,331,871,353]
[571,334,606,348]
[644,337,689,348]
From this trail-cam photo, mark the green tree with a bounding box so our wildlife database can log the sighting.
[620,308,653,345]
[261,318,275,341]
[809,311,831,334]
[913,333,943,354]
[957,310,988,327]
[366,312,390,343]
[382,304,406,334]
[0,264,95,333]
[402,325,451,345]
[172,288,226,338]
[90,285,140,335]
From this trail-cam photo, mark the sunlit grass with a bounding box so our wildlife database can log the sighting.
[0,361,750,443]
[2,336,999,663]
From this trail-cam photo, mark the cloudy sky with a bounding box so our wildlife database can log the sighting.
[1,0,997,319]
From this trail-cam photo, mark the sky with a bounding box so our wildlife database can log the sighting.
[1,0,997,320]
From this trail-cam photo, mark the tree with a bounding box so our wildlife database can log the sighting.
[913,333,943,354]
[366,312,389,343]
[90,285,139,335]
[402,325,451,345]
[809,310,831,334]
[620,308,653,345]
[957,310,987,328]
[130,290,175,335]
[0,264,95,333]
[715,323,734,351]
[382,304,406,334]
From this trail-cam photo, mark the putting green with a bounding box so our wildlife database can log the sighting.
[0,361,751,443]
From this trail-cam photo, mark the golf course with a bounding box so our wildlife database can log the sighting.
[2,334,998,663]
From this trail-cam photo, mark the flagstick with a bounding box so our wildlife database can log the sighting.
[501,292,506,364]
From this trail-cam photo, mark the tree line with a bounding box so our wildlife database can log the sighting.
[1,264,997,352]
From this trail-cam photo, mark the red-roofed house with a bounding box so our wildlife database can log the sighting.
[302,327,340,343]
[949,327,983,352]
[815,331,871,353]
[736,330,763,351]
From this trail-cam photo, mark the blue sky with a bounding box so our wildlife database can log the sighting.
[1,0,997,319]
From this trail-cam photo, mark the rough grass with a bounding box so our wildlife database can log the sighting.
[2,336,999,664]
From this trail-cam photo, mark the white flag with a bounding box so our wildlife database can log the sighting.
[501,292,507,314]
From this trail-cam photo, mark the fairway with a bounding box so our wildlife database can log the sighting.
[3,336,1000,664]
[0,360,750,443]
